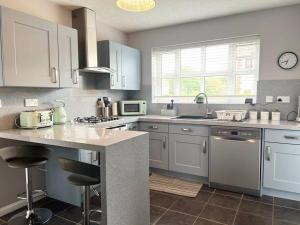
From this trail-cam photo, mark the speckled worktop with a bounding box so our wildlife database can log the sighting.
[0,115,300,151]
[0,123,147,151]
[132,115,300,131]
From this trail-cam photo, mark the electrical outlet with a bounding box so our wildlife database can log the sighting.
[277,96,290,103]
[25,99,39,107]
[265,96,273,103]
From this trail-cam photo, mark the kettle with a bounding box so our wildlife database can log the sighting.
[52,100,67,124]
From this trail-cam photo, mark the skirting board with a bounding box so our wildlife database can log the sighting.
[263,188,300,201]
[0,193,44,217]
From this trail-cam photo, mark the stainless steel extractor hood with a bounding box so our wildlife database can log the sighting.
[72,7,112,74]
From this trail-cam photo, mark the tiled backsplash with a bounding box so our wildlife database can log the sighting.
[0,76,129,129]
[0,79,300,130]
[128,79,300,120]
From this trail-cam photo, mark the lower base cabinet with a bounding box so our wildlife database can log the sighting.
[264,142,300,193]
[169,134,208,176]
[149,132,169,170]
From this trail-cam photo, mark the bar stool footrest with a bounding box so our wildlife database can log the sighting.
[17,189,47,200]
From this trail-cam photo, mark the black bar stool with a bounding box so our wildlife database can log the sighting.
[58,157,101,225]
[0,145,52,225]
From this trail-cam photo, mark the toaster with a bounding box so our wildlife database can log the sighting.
[19,110,53,128]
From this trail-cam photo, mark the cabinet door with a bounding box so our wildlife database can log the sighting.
[263,142,300,193]
[121,45,141,90]
[149,132,169,170]
[1,7,59,87]
[169,134,208,176]
[109,42,122,89]
[58,25,79,88]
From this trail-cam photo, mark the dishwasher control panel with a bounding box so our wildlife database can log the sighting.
[211,126,261,139]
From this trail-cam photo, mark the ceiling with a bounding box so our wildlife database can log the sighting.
[49,0,300,33]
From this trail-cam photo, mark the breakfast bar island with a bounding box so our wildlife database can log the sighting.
[0,124,150,225]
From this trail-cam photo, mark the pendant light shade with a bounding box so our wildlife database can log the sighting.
[116,0,156,12]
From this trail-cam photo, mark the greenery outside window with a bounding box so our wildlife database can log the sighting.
[152,36,260,104]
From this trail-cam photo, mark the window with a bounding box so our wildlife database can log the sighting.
[152,36,260,104]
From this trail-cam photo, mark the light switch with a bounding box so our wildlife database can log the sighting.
[25,99,39,107]
[265,96,273,103]
[0,99,2,108]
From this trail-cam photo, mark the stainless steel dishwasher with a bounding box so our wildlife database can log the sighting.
[209,126,262,196]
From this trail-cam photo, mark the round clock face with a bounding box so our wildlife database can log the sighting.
[278,52,298,70]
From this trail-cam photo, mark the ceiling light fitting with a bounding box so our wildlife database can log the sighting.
[116,0,156,12]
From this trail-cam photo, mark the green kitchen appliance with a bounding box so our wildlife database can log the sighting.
[52,100,67,124]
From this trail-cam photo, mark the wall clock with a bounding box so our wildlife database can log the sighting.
[278,52,298,70]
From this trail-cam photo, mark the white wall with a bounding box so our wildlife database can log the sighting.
[0,0,72,26]
[0,0,128,45]
[128,5,300,85]
[97,21,127,44]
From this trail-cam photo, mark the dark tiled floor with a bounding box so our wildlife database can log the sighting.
[0,196,101,225]
[150,185,300,225]
[2,185,300,225]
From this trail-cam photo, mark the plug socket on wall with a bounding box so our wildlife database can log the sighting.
[277,96,290,103]
[24,99,39,107]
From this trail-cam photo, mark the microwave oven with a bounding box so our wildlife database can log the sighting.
[119,100,147,116]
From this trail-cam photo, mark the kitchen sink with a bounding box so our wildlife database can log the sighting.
[172,115,213,120]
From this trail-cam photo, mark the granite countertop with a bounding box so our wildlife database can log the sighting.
[1,115,300,151]
[0,123,147,151]
[136,115,300,131]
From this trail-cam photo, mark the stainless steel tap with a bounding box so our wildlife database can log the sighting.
[194,93,211,118]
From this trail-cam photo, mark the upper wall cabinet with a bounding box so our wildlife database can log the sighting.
[1,7,59,87]
[58,25,79,88]
[98,40,141,90]
[121,45,141,90]
[98,41,122,89]
[0,7,79,88]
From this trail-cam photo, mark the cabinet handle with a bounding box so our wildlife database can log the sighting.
[122,76,126,88]
[202,139,207,154]
[149,125,158,129]
[284,135,300,140]
[111,74,114,87]
[116,51,119,82]
[265,146,271,161]
[162,136,166,149]
[51,67,58,83]
[181,128,192,132]
[72,69,79,84]
[89,152,93,164]
[89,152,98,163]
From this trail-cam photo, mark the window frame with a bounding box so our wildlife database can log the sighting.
[151,35,260,104]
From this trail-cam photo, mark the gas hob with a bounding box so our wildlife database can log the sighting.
[74,116,119,124]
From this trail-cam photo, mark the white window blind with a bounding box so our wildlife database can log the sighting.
[152,36,260,104]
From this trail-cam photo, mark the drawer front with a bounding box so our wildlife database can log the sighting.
[169,124,208,136]
[265,129,300,144]
[139,122,168,133]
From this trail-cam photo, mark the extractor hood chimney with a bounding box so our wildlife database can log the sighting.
[72,8,112,74]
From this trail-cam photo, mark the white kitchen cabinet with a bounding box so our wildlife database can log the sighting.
[263,142,300,194]
[149,132,169,170]
[58,24,79,88]
[98,40,122,89]
[1,7,59,87]
[139,122,169,133]
[121,45,141,90]
[169,134,208,176]
[97,40,141,90]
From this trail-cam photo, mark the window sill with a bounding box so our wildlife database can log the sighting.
[152,96,256,105]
